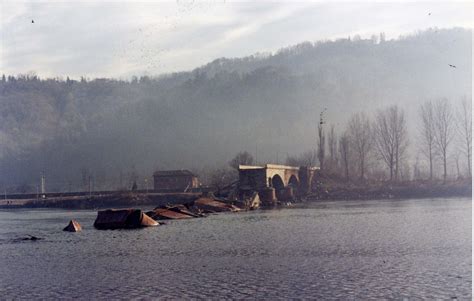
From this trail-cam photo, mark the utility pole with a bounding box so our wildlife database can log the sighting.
[40,172,45,195]
[318,108,327,170]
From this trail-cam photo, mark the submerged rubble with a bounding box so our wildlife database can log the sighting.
[63,220,82,232]
[93,209,159,230]
[146,208,194,220]
[74,194,284,232]
[193,197,241,213]
[165,204,205,217]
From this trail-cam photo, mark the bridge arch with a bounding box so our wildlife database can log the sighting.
[288,175,299,187]
[287,174,299,198]
[271,174,285,201]
[271,174,285,190]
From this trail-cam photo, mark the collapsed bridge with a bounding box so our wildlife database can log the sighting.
[238,164,318,204]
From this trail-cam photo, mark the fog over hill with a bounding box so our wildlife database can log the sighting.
[0,28,471,191]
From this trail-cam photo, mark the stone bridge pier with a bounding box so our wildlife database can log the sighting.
[238,164,318,204]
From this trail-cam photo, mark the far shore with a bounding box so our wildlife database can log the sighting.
[0,178,471,210]
[0,192,201,210]
[307,174,472,201]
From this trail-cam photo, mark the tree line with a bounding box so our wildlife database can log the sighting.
[287,97,471,183]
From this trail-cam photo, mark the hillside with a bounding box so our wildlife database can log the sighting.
[0,28,471,191]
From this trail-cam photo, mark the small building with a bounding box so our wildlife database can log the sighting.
[153,170,200,192]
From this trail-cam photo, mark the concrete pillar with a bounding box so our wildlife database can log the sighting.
[281,186,294,201]
[258,187,276,206]
[298,167,315,196]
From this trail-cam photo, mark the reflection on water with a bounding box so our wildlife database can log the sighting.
[0,198,471,299]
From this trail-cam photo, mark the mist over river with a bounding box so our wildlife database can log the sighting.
[0,198,471,299]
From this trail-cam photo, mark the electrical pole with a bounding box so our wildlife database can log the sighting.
[318,108,327,170]
[40,172,45,195]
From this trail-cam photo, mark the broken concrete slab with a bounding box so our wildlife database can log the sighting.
[146,208,194,220]
[93,209,159,230]
[165,204,205,217]
[258,187,277,206]
[63,220,82,232]
[244,191,261,210]
[193,197,241,213]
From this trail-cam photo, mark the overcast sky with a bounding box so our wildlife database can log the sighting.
[1,0,472,79]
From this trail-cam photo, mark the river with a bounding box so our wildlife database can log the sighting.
[0,198,471,299]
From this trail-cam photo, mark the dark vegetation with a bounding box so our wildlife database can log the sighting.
[1,192,201,210]
[308,172,471,201]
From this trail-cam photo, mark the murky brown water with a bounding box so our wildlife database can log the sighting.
[0,198,471,299]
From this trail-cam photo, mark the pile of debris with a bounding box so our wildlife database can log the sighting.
[88,197,242,230]
[147,204,199,220]
[193,197,241,213]
[93,209,159,230]
[61,196,260,232]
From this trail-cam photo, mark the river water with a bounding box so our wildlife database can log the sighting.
[0,198,471,299]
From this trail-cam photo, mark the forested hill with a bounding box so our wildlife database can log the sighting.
[0,28,471,191]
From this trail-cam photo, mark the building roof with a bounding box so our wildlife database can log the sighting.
[153,169,197,177]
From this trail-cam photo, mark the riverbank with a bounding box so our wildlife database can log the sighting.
[307,173,472,201]
[0,192,201,209]
[1,176,471,209]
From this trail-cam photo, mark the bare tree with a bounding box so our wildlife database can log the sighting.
[413,155,422,180]
[229,151,254,170]
[327,124,338,171]
[457,96,472,177]
[208,167,236,194]
[453,151,461,179]
[338,131,351,180]
[433,98,455,182]
[419,101,436,180]
[373,105,409,181]
[317,113,326,170]
[348,112,373,180]
[285,150,317,167]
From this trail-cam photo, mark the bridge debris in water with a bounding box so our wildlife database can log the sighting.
[193,197,241,213]
[164,204,205,217]
[63,220,82,232]
[146,208,195,220]
[93,209,159,230]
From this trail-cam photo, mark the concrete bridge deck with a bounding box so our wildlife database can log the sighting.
[238,164,318,202]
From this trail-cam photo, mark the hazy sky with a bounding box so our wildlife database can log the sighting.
[1,0,472,79]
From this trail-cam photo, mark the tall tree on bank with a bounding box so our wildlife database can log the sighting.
[373,105,409,181]
[229,151,254,170]
[419,101,436,180]
[339,131,351,180]
[348,112,373,180]
[433,98,455,182]
[285,150,317,167]
[327,124,338,171]
[317,110,326,170]
[457,96,472,177]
